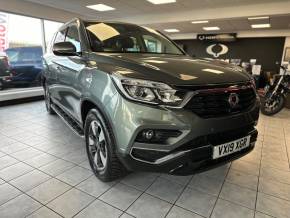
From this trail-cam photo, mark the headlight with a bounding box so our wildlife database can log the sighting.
[112,74,188,107]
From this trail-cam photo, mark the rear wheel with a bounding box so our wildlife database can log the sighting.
[44,82,55,115]
[85,108,126,182]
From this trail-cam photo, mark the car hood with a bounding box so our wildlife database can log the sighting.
[93,53,251,86]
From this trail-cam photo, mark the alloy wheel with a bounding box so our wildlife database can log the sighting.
[88,120,108,171]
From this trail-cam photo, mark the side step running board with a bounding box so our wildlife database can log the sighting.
[51,104,84,138]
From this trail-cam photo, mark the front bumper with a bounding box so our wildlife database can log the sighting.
[105,92,260,175]
[119,128,257,175]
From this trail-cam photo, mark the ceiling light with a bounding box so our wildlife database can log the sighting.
[203,26,220,31]
[251,24,271,29]
[146,0,176,4]
[248,16,269,20]
[191,20,209,24]
[86,4,115,11]
[164,29,179,33]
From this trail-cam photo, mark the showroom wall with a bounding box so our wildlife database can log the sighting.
[175,37,285,72]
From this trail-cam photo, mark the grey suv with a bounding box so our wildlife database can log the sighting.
[43,18,259,181]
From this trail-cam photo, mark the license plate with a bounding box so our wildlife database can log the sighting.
[212,136,251,159]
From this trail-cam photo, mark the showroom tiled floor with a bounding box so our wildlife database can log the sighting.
[0,101,290,218]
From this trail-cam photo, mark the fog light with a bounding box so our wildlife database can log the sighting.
[136,129,182,144]
[143,130,154,140]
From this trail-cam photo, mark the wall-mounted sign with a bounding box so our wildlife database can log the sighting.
[206,43,229,58]
[197,33,237,42]
[0,12,9,52]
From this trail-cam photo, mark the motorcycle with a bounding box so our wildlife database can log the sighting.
[261,65,290,116]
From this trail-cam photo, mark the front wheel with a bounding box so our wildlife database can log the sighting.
[261,94,285,116]
[84,109,126,182]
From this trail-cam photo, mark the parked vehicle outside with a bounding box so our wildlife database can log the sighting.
[5,46,43,87]
[0,51,12,90]
[43,18,260,181]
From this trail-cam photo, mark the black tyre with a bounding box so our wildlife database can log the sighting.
[44,82,56,115]
[261,94,285,116]
[85,108,126,182]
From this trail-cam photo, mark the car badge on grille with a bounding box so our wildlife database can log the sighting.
[228,93,239,108]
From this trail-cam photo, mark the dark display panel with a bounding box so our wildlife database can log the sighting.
[175,37,285,72]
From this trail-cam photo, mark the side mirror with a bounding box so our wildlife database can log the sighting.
[53,41,78,56]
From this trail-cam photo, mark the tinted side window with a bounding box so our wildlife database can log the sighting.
[65,25,81,53]
[54,29,66,44]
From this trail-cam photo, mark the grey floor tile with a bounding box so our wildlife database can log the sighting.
[100,182,141,210]
[26,206,62,218]
[32,140,62,151]
[24,153,58,168]
[226,169,259,190]
[256,192,290,218]
[255,211,274,218]
[21,135,48,146]
[0,162,33,181]
[27,178,71,204]
[121,172,158,191]
[166,206,203,218]
[176,187,216,217]
[0,155,19,170]
[260,167,290,185]
[0,178,5,185]
[188,174,224,196]
[10,169,51,192]
[146,177,184,203]
[0,141,30,154]
[120,213,135,218]
[240,151,261,165]
[39,159,75,176]
[62,149,87,164]
[76,175,116,197]
[211,199,254,218]
[220,182,257,209]
[0,136,17,148]
[0,183,22,206]
[75,199,122,218]
[198,164,229,180]
[259,178,290,201]
[56,166,92,186]
[47,188,95,217]
[127,193,172,218]
[46,144,79,158]
[78,160,91,170]
[10,147,44,161]
[231,159,260,176]
[160,174,193,186]
[0,194,41,218]
[0,151,5,158]
[260,158,290,171]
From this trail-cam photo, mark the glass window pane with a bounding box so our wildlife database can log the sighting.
[54,29,67,44]
[65,25,81,52]
[0,11,43,94]
[44,20,63,49]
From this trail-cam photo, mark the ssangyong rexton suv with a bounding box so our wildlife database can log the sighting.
[43,18,259,181]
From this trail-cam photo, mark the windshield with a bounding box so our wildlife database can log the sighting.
[84,22,184,55]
